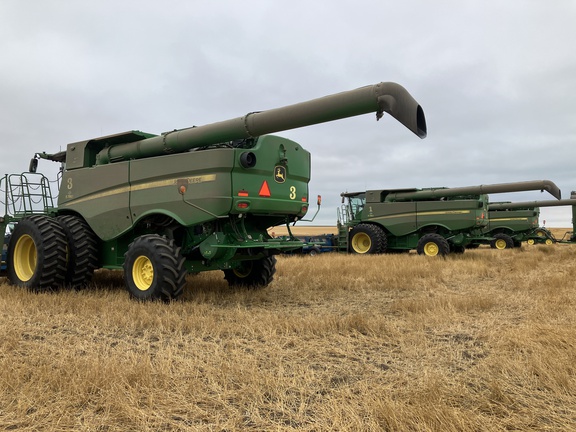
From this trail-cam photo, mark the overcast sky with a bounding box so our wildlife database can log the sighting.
[1,1,575,227]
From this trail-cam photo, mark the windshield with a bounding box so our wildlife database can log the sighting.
[348,195,366,218]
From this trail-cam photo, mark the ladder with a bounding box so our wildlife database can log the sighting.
[336,205,350,252]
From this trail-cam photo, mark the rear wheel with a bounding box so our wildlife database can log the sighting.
[417,233,450,257]
[57,215,99,287]
[450,244,465,254]
[124,235,187,301]
[224,256,276,288]
[490,233,514,250]
[349,224,387,254]
[7,215,67,291]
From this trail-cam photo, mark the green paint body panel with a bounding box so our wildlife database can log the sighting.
[58,135,309,244]
[55,135,311,269]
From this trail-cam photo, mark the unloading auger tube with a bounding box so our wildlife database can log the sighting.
[386,180,561,202]
[95,82,427,164]
[488,199,576,210]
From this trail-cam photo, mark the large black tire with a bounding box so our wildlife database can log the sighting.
[123,235,187,301]
[349,224,387,254]
[490,233,514,250]
[450,244,465,254]
[57,215,99,288]
[416,233,450,257]
[7,215,67,291]
[224,256,276,288]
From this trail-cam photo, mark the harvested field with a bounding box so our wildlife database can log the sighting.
[1,238,576,431]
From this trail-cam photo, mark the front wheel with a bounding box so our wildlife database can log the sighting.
[417,233,450,257]
[124,235,187,301]
[490,233,514,250]
[349,224,387,254]
[224,256,276,288]
[7,215,67,291]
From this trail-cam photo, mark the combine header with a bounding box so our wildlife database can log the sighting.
[1,82,426,300]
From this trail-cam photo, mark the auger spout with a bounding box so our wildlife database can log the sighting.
[94,82,426,165]
[488,198,576,210]
[385,180,561,202]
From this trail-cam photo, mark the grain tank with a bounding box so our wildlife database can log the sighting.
[337,180,560,256]
[4,82,426,300]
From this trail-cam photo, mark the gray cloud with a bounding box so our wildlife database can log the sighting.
[1,0,575,226]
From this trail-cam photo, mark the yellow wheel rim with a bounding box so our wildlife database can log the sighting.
[351,232,371,253]
[423,242,439,256]
[495,239,507,250]
[536,231,545,237]
[545,239,553,245]
[233,262,253,278]
[527,239,535,245]
[132,256,154,291]
[13,234,37,282]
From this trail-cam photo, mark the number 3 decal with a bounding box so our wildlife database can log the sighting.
[289,186,296,200]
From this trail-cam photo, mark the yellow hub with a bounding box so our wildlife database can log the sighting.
[494,239,507,250]
[545,239,553,245]
[527,239,535,245]
[351,232,371,253]
[132,255,154,291]
[423,241,439,256]
[13,234,37,282]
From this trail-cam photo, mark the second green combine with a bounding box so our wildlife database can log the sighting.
[337,180,561,256]
[478,193,576,248]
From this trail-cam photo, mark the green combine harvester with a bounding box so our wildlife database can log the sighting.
[0,82,426,300]
[481,194,576,247]
[337,180,561,256]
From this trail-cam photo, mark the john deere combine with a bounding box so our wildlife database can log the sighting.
[482,195,576,247]
[337,180,560,256]
[0,82,426,300]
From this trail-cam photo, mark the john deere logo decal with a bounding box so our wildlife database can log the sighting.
[274,166,286,183]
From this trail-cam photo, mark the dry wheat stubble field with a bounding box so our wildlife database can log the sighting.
[1,231,576,431]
